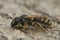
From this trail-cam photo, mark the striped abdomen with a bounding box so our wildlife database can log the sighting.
[34,17,52,28]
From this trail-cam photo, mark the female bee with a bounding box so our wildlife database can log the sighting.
[11,15,52,32]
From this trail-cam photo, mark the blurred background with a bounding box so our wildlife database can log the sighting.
[0,0,60,40]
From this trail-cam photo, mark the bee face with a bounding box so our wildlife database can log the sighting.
[11,17,21,29]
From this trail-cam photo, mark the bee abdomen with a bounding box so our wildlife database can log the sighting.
[34,17,52,27]
[43,18,52,26]
[40,17,52,28]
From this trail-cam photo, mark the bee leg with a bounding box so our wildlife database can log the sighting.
[32,22,48,32]
[21,23,29,33]
[36,22,48,33]
[32,22,37,28]
[32,22,44,32]
[16,24,19,28]
[40,24,48,33]
[35,23,45,32]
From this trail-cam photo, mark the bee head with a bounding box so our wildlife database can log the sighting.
[11,17,20,29]
[11,15,28,30]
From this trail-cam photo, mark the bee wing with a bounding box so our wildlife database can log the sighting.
[35,22,48,33]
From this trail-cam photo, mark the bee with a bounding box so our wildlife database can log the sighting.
[11,15,52,33]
